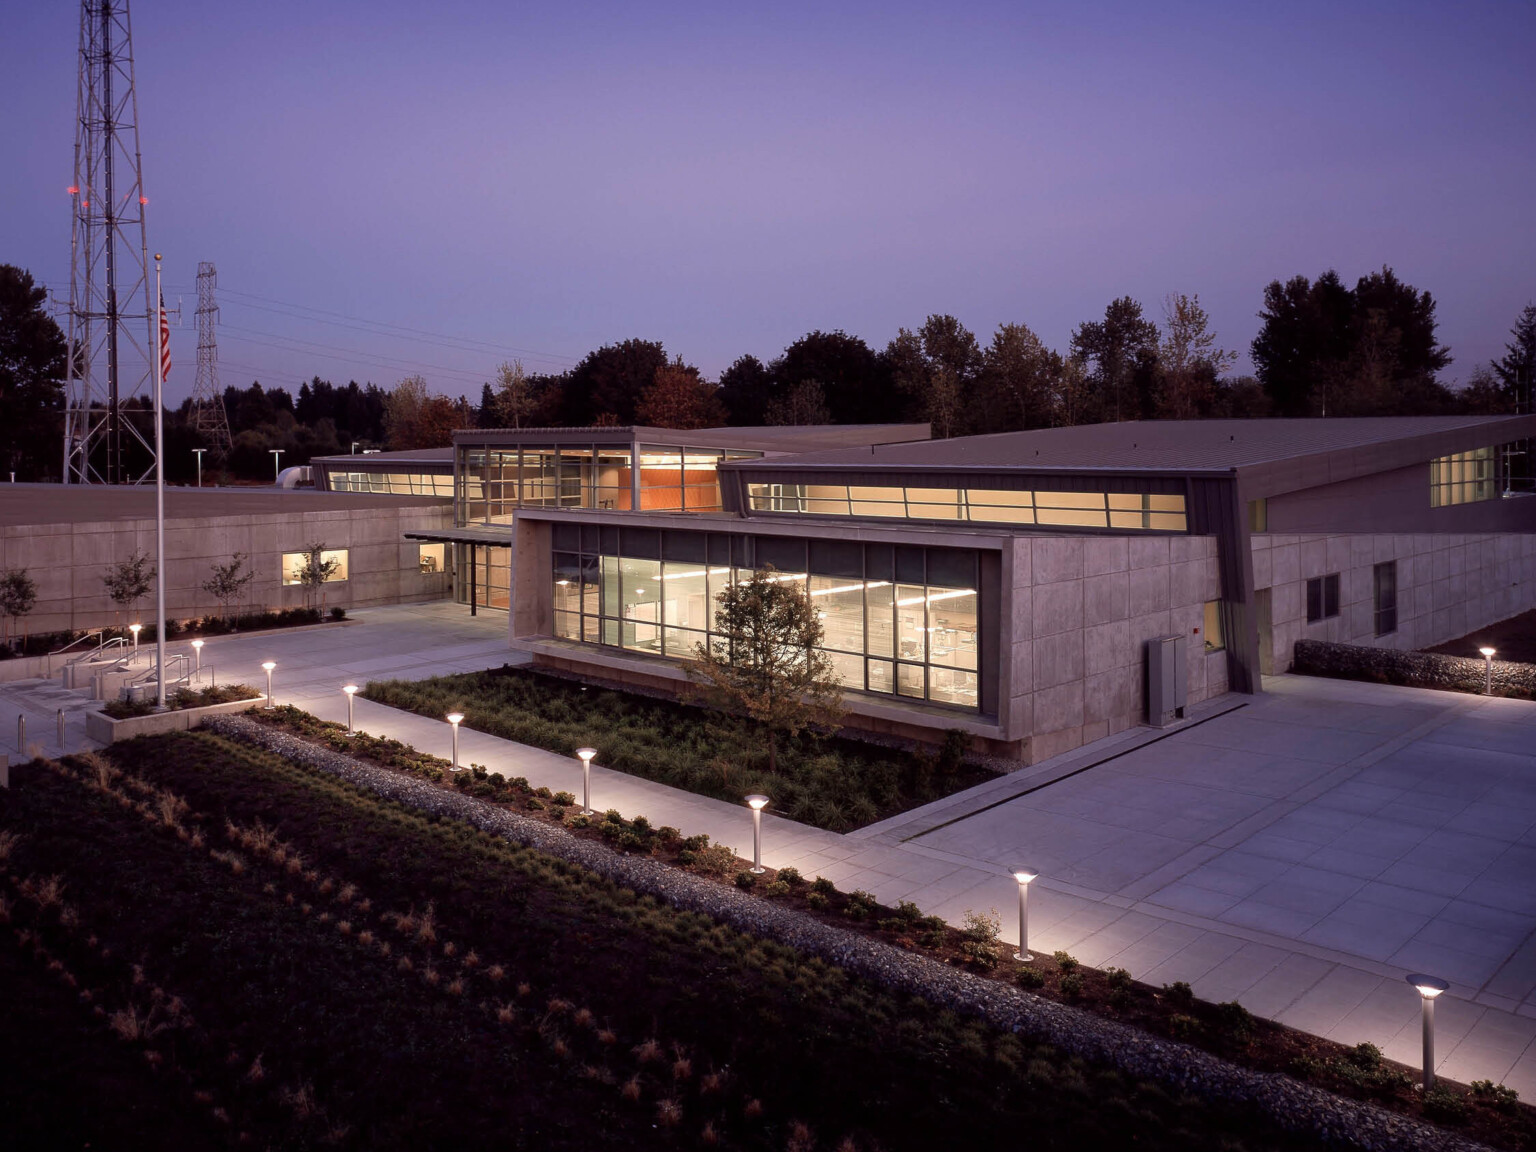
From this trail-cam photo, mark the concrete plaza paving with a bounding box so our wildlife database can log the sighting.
[3,602,1534,1096]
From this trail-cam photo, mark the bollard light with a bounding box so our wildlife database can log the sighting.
[746,794,770,873]
[191,638,204,673]
[129,623,142,658]
[576,747,597,814]
[57,708,66,752]
[1407,974,1449,1090]
[261,661,276,709]
[342,684,359,734]
[1012,867,1040,962]
[1479,647,1496,695]
[446,712,464,770]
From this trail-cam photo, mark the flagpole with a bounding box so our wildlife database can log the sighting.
[154,255,167,710]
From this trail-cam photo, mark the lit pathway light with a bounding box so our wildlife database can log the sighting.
[576,747,597,814]
[129,623,142,659]
[261,661,276,709]
[447,712,465,770]
[343,684,359,734]
[1407,973,1449,1091]
[1012,867,1040,962]
[746,794,770,873]
[191,638,203,674]
[1480,647,1496,694]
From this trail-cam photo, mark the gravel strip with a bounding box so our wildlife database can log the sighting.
[202,714,1493,1152]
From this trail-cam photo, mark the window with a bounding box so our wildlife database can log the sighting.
[1248,498,1267,532]
[1430,447,1497,507]
[1202,601,1225,652]
[1373,561,1397,636]
[281,548,349,586]
[548,533,982,711]
[418,543,445,574]
[1305,573,1339,623]
[746,483,1187,532]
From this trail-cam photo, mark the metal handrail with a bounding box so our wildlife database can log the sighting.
[50,629,104,658]
[127,653,190,690]
[68,635,129,666]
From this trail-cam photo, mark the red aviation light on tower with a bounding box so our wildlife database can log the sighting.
[68,185,79,195]
[140,196,148,204]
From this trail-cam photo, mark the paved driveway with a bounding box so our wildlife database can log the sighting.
[857,674,1536,1092]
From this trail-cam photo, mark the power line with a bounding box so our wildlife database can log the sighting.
[219,328,495,388]
[215,287,579,367]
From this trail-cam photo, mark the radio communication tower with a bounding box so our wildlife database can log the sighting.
[192,262,232,456]
[63,0,156,485]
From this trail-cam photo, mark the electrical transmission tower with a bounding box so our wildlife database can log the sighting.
[63,0,156,485]
[192,262,232,457]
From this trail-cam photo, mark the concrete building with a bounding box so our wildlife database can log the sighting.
[0,485,454,634]
[401,415,1536,764]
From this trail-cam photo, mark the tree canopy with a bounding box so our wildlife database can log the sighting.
[0,265,69,481]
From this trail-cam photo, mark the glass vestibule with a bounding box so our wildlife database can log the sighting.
[454,543,511,610]
[549,526,982,712]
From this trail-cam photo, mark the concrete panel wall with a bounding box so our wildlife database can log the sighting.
[1010,533,1226,764]
[1252,532,1536,670]
[1266,465,1536,535]
[0,504,454,634]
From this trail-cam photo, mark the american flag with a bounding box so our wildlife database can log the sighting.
[159,294,171,383]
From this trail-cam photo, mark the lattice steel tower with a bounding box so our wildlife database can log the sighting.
[192,262,232,456]
[63,0,155,484]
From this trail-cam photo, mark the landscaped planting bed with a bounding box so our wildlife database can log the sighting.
[243,705,1534,1151]
[361,665,993,830]
[101,682,263,719]
[0,733,1327,1152]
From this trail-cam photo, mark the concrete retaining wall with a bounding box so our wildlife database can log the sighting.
[84,697,263,743]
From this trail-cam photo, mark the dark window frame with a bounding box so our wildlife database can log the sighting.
[1373,561,1398,636]
[1305,573,1340,623]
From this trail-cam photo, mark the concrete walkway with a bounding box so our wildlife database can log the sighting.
[4,602,1533,1097]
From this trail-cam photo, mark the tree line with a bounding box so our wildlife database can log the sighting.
[4,261,1535,483]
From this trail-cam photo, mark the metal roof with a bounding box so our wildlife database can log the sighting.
[310,447,454,466]
[452,423,931,453]
[724,416,1536,475]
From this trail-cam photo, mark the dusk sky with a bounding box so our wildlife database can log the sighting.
[3,0,1533,405]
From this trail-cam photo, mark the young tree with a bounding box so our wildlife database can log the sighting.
[0,568,37,647]
[102,551,155,625]
[202,553,256,622]
[384,375,462,449]
[636,356,727,429]
[490,359,541,429]
[689,566,845,774]
[1156,293,1237,419]
[296,542,341,610]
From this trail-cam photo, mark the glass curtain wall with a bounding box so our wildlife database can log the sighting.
[550,527,981,711]
[459,444,761,526]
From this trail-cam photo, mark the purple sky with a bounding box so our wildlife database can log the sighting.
[4,1,1533,406]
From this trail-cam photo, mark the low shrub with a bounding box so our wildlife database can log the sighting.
[1423,1085,1469,1124]
[1347,1041,1382,1070]
[777,866,803,887]
[1295,638,1536,701]
[958,909,1004,971]
[1015,967,1045,990]
[1162,981,1194,1010]
[689,844,737,877]
[1052,951,1079,974]
[1167,1014,1200,1040]
[1470,1079,1520,1113]
[733,871,757,890]
[810,876,836,896]
[1059,973,1085,1000]
[1105,967,1132,991]
[1213,1001,1254,1043]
